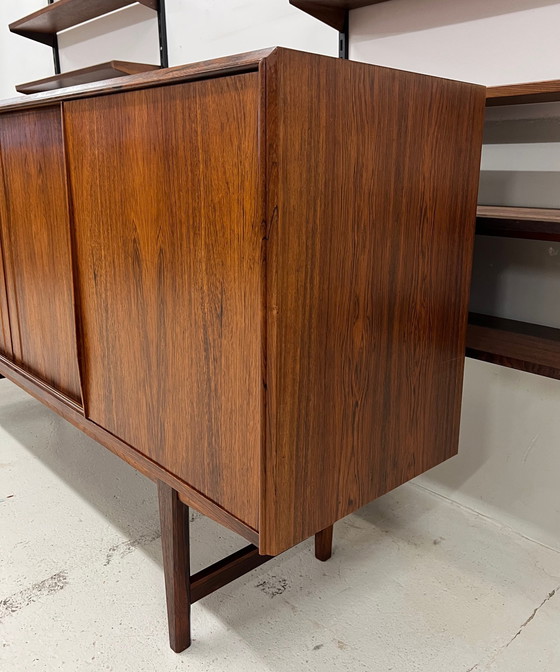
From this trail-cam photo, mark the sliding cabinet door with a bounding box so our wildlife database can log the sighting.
[0,107,82,402]
[64,75,263,529]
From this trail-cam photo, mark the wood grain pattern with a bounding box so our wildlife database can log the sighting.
[486,80,560,106]
[261,49,486,554]
[0,353,259,544]
[64,75,263,530]
[17,61,160,95]
[467,313,560,380]
[0,107,82,402]
[157,481,191,653]
[0,49,275,114]
[476,206,560,241]
[290,0,389,30]
[10,0,158,47]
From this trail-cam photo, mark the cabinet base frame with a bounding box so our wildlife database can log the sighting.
[157,480,333,652]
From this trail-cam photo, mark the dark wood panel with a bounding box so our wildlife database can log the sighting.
[64,75,263,530]
[262,49,486,555]
[0,354,259,545]
[17,61,160,95]
[476,206,560,241]
[0,230,12,358]
[467,313,560,380]
[486,80,560,106]
[0,48,274,114]
[290,0,389,30]
[0,107,82,402]
[10,0,158,47]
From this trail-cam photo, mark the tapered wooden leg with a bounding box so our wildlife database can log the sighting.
[158,481,191,653]
[315,525,333,562]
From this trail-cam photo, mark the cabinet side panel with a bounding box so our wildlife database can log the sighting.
[0,107,82,401]
[64,75,263,530]
[262,50,485,554]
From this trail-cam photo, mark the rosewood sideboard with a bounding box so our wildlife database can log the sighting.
[0,48,485,652]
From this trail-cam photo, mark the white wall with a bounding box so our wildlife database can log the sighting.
[0,1,558,552]
[0,0,336,99]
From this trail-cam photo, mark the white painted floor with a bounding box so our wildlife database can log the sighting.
[1,378,559,672]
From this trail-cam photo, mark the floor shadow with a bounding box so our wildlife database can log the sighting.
[0,379,252,572]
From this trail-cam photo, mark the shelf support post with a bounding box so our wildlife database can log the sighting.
[339,9,349,59]
[47,0,61,75]
[158,0,169,68]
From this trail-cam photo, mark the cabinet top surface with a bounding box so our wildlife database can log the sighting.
[0,47,486,114]
[0,48,276,113]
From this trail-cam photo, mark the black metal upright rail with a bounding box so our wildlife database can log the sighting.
[48,0,61,74]
[158,0,169,68]
[339,9,349,59]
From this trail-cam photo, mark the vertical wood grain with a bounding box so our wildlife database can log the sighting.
[0,107,82,401]
[261,49,486,555]
[64,75,263,530]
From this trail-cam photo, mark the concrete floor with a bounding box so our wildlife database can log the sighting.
[1,379,559,672]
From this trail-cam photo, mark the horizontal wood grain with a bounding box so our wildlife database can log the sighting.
[476,206,560,241]
[486,80,560,106]
[466,313,560,380]
[0,107,82,402]
[10,0,158,47]
[65,74,263,530]
[290,0,389,30]
[17,62,160,95]
[0,354,259,544]
[0,48,275,114]
[261,49,486,555]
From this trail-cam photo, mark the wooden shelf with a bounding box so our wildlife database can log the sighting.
[466,313,560,380]
[10,0,158,47]
[16,61,160,95]
[476,206,560,242]
[289,0,389,31]
[487,80,560,107]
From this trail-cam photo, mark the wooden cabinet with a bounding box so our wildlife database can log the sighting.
[0,48,485,650]
[0,107,82,402]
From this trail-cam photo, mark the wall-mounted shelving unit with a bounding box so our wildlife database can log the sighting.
[467,81,560,380]
[476,206,560,242]
[9,0,167,94]
[467,314,560,381]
